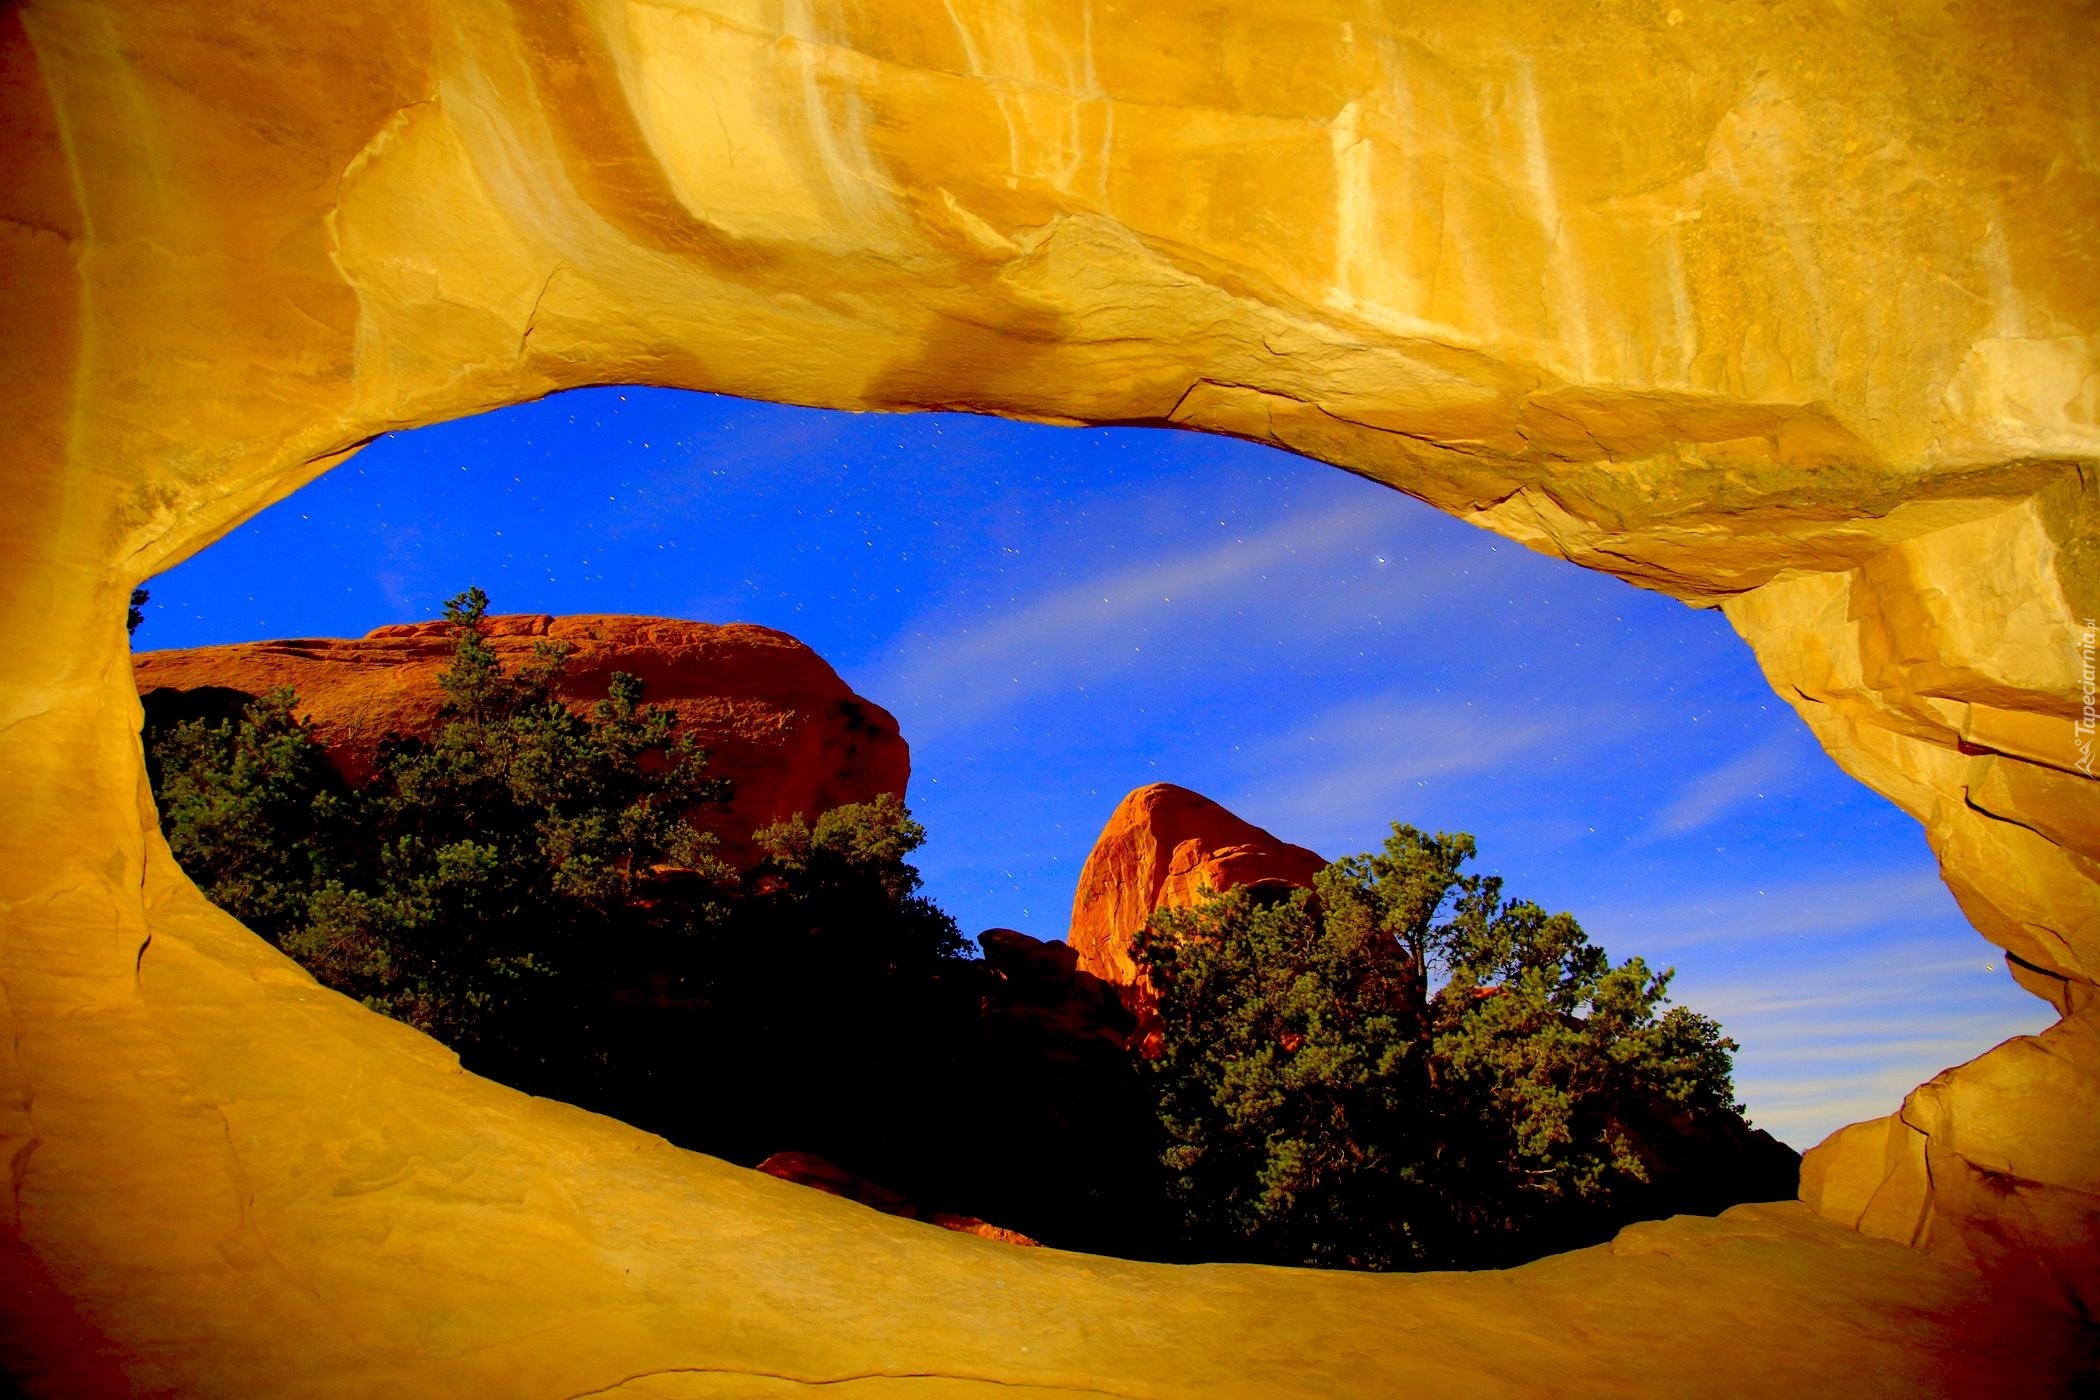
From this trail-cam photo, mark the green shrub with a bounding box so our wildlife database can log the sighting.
[1133,825,1756,1269]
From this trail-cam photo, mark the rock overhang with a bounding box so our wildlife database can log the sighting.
[1,0,2094,1390]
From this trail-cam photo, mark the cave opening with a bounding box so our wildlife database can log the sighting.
[129,384,2054,1269]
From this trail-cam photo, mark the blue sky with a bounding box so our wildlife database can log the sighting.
[137,386,2051,1148]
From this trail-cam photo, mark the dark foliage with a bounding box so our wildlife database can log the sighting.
[152,588,734,1103]
[1132,825,1796,1270]
[144,590,1048,1222]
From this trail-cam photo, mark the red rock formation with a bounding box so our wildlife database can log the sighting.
[1068,783,1326,987]
[756,1152,1040,1247]
[135,615,908,870]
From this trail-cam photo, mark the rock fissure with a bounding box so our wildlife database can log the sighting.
[0,214,76,246]
[6,1137,38,1234]
[519,263,567,356]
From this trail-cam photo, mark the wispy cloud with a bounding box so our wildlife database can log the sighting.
[1226,694,1574,844]
[865,502,1493,736]
[1579,868,1960,956]
[1736,1069,1960,1148]
[1644,734,1808,839]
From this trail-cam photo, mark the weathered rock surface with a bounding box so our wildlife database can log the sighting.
[135,614,909,869]
[1801,1006,2100,1315]
[2,0,2095,1391]
[757,1152,1041,1247]
[1070,783,1327,988]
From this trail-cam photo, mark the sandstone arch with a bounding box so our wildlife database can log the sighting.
[1,0,2094,1392]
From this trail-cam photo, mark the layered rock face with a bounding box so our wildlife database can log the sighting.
[134,614,909,869]
[2,0,2096,1391]
[1070,783,1327,988]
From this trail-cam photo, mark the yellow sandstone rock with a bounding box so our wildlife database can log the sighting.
[1,0,2093,1391]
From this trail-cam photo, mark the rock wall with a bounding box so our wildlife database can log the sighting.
[1,0,2094,1389]
[135,614,910,870]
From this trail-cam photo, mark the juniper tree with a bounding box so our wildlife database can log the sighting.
[1132,824,1752,1270]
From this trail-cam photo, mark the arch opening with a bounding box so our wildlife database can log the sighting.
[128,384,2053,1268]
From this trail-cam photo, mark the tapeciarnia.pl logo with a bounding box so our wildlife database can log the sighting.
[2078,617,2097,777]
